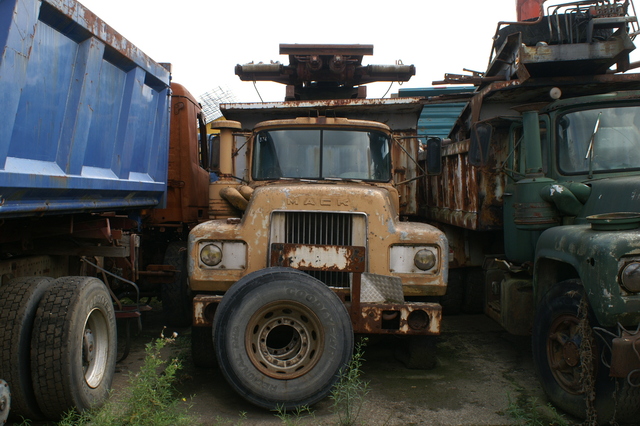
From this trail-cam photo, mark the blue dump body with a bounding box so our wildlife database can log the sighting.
[0,0,171,218]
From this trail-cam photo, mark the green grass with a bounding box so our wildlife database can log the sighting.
[505,393,571,426]
[329,337,370,426]
[272,404,315,425]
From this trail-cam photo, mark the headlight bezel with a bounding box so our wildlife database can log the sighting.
[198,241,247,270]
[389,245,440,274]
[620,261,640,293]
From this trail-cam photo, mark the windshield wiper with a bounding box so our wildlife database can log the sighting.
[324,177,364,183]
[585,112,602,178]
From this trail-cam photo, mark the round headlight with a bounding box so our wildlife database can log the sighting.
[621,262,640,293]
[200,244,222,267]
[414,249,436,271]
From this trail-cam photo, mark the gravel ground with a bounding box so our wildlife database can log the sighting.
[111,312,565,426]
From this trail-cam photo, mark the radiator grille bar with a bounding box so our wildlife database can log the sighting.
[284,212,353,246]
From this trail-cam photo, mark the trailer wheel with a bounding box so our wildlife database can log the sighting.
[532,280,640,423]
[0,277,54,421]
[214,267,353,409]
[162,241,192,327]
[31,277,116,420]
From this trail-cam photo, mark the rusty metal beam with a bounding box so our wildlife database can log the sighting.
[235,44,415,100]
[279,44,374,57]
[352,302,442,335]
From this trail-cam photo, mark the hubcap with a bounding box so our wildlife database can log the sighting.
[84,329,95,364]
[83,308,110,388]
[0,379,10,423]
[246,301,324,380]
[547,314,595,395]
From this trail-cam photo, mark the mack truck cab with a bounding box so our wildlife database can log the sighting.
[186,44,448,410]
[189,114,447,409]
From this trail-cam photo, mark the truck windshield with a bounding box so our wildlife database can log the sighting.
[252,128,391,181]
[557,106,640,174]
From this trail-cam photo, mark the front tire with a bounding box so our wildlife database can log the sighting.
[31,277,116,419]
[532,280,640,424]
[213,267,353,409]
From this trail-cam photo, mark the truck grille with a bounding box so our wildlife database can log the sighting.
[271,212,366,287]
[284,212,353,246]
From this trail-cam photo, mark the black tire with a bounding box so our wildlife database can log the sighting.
[532,280,640,424]
[0,277,54,421]
[191,326,216,369]
[213,267,353,410]
[31,277,116,420]
[162,241,192,327]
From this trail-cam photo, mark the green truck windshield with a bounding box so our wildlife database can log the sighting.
[558,106,640,174]
[252,128,391,181]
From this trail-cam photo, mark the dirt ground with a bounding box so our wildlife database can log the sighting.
[112,310,566,426]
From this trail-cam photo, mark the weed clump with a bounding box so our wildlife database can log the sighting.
[272,404,315,425]
[505,393,570,426]
[58,334,193,426]
[330,337,370,426]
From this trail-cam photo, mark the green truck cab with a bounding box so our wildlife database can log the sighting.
[507,92,640,422]
[427,88,640,423]
[422,1,640,421]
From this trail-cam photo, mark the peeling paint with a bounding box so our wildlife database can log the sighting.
[550,185,564,195]
[387,219,396,235]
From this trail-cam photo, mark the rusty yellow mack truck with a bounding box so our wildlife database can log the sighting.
[187,44,448,409]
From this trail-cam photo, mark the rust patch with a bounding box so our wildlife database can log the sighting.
[270,243,365,272]
[354,302,442,335]
[609,330,640,379]
[193,294,223,326]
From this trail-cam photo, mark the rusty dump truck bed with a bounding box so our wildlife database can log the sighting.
[422,71,640,232]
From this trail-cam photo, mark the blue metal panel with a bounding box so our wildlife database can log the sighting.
[398,87,475,139]
[9,21,77,162]
[85,60,127,171]
[60,37,105,176]
[0,0,40,166]
[0,0,171,218]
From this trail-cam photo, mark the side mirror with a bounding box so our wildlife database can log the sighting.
[426,137,442,175]
[198,112,209,170]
